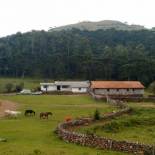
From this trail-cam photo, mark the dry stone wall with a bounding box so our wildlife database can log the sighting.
[56,108,154,155]
[89,92,155,102]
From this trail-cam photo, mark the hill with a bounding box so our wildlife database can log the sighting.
[0,28,155,85]
[50,20,146,31]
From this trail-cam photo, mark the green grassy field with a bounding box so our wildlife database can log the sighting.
[75,102,155,145]
[0,95,128,155]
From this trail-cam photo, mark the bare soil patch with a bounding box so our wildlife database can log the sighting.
[0,100,18,118]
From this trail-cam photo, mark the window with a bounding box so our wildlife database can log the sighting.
[62,85,69,88]
[132,89,135,91]
[127,89,129,91]
[107,89,110,92]
[43,85,48,89]
[79,88,81,90]
[117,89,119,92]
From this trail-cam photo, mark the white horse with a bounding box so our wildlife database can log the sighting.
[5,110,21,118]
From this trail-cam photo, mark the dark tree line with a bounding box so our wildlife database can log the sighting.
[0,28,155,85]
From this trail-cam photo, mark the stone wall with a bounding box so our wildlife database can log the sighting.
[89,92,155,102]
[56,108,153,155]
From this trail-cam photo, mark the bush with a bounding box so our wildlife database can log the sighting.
[85,129,95,136]
[94,109,100,120]
[33,149,42,155]
[5,83,14,93]
[102,122,120,133]
[148,81,155,94]
[34,86,41,92]
[15,82,24,92]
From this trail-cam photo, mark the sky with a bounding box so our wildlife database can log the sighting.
[0,0,154,37]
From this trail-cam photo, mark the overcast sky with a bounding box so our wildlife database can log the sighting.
[0,0,154,37]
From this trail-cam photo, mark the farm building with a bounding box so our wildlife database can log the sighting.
[90,81,144,96]
[40,83,57,92]
[40,81,90,93]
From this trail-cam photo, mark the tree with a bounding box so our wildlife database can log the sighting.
[5,83,14,93]
[0,29,155,85]
[94,109,100,120]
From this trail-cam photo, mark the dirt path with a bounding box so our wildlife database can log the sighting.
[0,100,18,118]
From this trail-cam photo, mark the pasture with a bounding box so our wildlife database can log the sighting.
[0,95,126,155]
[75,102,155,145]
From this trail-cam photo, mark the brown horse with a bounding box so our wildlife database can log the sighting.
[40,112,52,119]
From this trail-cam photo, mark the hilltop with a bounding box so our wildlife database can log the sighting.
[50,20,146,31]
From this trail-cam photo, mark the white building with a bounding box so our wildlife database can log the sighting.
[40,81,90,93]
[40,83,57,92]
[90,81,144,96]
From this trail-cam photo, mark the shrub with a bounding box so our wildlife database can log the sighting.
[94,109,100,120]
[33,149,42,155]
[85,129,95,136]
[32,86,41,92]
[15,82,24,92]
[5,83,14,93]
[148,81,155,94]
[35,86,41,91]
[102,122,120,133]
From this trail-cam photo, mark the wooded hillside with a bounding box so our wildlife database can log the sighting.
[0,28,155,85]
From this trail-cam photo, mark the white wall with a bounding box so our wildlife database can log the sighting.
[94,88,144,95]
[40,82,89,93]
[41,86,88,93]
[41,85,57,92]
[72,88,87,93]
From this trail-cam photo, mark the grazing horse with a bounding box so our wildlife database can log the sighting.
[5,110,21,118]
[65,116,72,122]
[25,110,35,116]
[40,112,52,119]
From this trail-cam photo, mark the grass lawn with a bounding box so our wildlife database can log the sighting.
[75,102,155,145]
[0,95,127,155]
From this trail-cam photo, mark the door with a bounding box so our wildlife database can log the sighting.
[57,85,61,91]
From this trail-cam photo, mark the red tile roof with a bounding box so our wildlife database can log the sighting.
[91,81,144,89]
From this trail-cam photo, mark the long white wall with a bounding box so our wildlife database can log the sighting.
[72,88,87,93]
[41,85,57,92]
[41,85,88,93]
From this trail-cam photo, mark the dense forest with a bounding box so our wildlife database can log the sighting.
[0,28,155,85]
